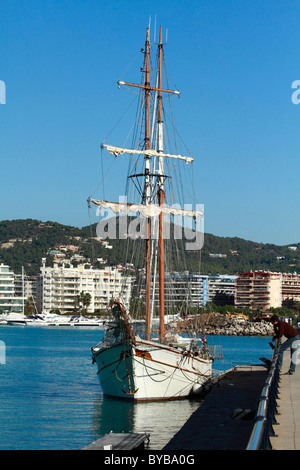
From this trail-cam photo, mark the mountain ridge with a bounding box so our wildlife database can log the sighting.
[0,218,299,276]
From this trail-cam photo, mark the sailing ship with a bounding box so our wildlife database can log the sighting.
[90,26,214,401]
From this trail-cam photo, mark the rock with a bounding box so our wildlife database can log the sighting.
[176,313,274,336]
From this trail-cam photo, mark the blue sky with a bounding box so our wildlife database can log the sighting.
[0,0,299,246]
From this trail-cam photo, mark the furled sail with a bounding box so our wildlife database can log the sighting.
[88,199,203,219]
[101,144,194,164]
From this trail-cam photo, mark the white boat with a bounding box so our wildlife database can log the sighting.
[1,311,106,327]
[1,312,28,325]
[23,315,50,326]
[40,312,106,327]
[90,25,214,402]
[67,316,106,327]
[0,312,49,326]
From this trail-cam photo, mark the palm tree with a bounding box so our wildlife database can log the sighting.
[73,297,80,313]
[24,296,35,316]
[82,292,91,312]
[74,292,91,315]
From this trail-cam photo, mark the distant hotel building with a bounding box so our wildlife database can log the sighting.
[207,274,238,305]
[235,271,282,310]
[149,272,237,310]
[235,271,300,310]
[235,271,283,310]
[0,263,25,313]
[36,260,133,314]
[14,273,37,300]
[281,273,300,305]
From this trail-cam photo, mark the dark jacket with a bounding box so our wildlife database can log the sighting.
[273,320,298,339]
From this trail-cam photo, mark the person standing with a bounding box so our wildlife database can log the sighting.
[270,315,300,375]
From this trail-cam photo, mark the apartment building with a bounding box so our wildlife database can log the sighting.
[36,260,133,314]
[281,273,300,305]
[235,271,282,310]
[149,272,237,310]
[0,263,25,312]
[207,274,238,305]
[14,274,37,300]
[163,272,206,309]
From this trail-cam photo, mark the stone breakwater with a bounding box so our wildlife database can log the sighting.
[176,313,273,336]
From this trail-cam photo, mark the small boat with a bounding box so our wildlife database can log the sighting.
[90,25,215,401]
[3,312,28,325]
[1,313,49,326]
[40,312,106,327]
[24,315,50,326]
[67,316,106,327]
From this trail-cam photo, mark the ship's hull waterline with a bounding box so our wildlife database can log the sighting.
[92,339,213,402]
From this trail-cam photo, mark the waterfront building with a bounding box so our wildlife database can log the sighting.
[281,273,300,305]
[36,260,133,314]
[14,274,37,300]
[148,272,237,310]
[207,274,238,306]
[0,263,25,313]
[163,272,206,309]
[235,271,282,310]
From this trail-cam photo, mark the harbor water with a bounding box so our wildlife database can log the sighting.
[0,325,273,450]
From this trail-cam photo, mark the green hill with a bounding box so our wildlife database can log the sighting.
[0,218,299,276]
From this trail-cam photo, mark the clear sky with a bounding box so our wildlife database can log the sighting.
[0,0,299,246]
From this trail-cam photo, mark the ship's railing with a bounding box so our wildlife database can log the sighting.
[246,341,280,450]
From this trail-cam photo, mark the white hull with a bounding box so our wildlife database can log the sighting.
[0,312,106,328]
[92,338,212,402]
[22,320,50,326]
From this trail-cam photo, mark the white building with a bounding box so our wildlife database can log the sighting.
[207,274,238,305]
[0,263,25,313]
[149,272,237,310]
[14,274,37,300]
[36,261,133,314]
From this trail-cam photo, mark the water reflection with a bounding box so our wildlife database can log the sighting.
[91,394,203,450]
[89,335,273,450]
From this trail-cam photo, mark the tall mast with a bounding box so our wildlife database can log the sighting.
[144,27,151,341]
[106,26,185,342]
[157,26,165,342]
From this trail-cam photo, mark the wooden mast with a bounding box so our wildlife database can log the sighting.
[158,26,165,343]
[115,27,156,341]
[116,26,180,343]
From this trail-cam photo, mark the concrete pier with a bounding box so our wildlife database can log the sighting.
[270,347,300,450]
[164,365,268,450]
[164,345,300,450]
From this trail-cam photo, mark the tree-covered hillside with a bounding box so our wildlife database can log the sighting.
[0,218,299,276]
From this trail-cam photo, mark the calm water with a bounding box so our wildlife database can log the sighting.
[0,326,273,450]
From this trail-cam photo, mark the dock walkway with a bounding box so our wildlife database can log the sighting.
[164,345,300,450]
[270,347,300,450]
[164,364,268,450]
